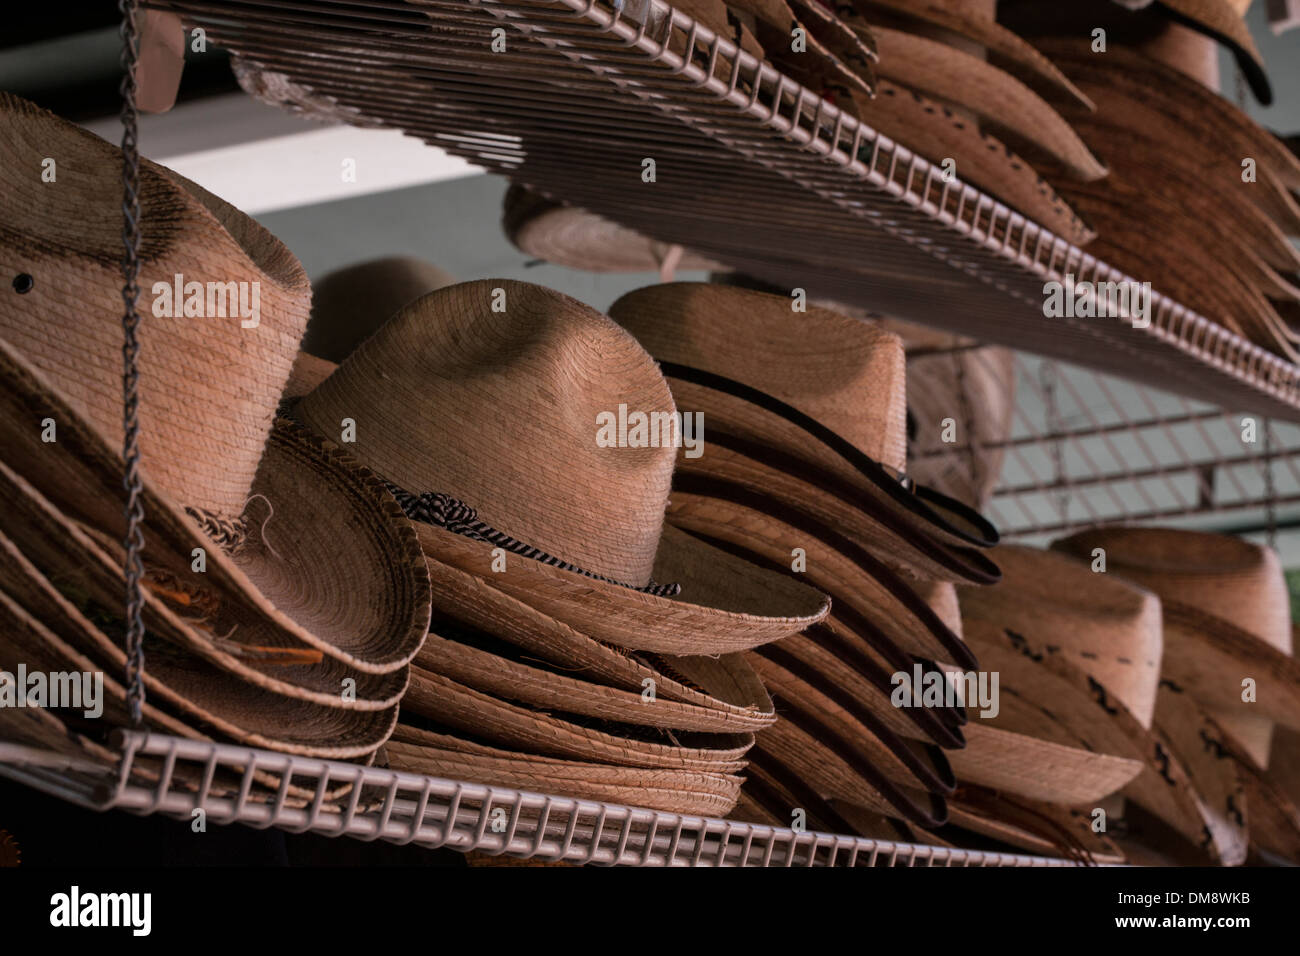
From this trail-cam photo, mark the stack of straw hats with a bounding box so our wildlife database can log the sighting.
[1001,0,1300,360]
[1053,528,1300,863]
[607,282,1009,833]
[0,94,433,780]
[842,0,1105,244]
[287,264,832,817]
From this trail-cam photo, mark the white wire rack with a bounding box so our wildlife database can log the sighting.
[912,348,1300,540]
[144,0,1300,419]
[0,731,1076,867]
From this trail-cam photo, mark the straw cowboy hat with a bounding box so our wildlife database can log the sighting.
[292,279,829,657]
[503,186,722,278]
[1052,528,1300,764]
[608,282,1001,585]
[0,94,431,725]
[961,614,1249,863]
[1052,527,1299,863]
[288,266,796,761]
[287,277,833,815]
[0,455,401,758]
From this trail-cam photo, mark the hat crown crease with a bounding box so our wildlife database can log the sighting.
[609,283,910,473]
[297,280,677,586]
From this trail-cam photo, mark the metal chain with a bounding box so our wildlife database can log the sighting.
[119,0,148,727]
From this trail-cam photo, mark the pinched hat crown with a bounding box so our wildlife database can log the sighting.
[296,280,678,587]
[0,93,310,520]
[609,282,910,473]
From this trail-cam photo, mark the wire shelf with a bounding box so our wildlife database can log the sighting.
[911,348,1300,539]
[0,732,1077,867]
[147,0,1300,419]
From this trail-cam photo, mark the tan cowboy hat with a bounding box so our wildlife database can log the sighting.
[503,185,722,277]
[1052,528,1300,761]
[961,545,1163,725]
[0,95,431,687]
[610,283,1001,583]
[289,267,803,805]
[301,257,457,363]
[293,279,829,656]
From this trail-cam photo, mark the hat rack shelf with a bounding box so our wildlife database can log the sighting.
[913,349,1300,540]
[145,0,1300,422]
[0,732,1077,867]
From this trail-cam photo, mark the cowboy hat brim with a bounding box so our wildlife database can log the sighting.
[417,521,830,656]
[750,703,951,828]
[666,488,979,671]
[1152,0,1272,104]
[0,448,409,711]
[0,337,432,679]
[0,523,400,759]
[401,666,755,773]
[419,550,783,729]
[871,25,1107,180]
[1145,681,1250,865]
[855,0,1095,107]
[386,724,743,817]
[1160,602,1300,733]
[954,723,1145,806]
